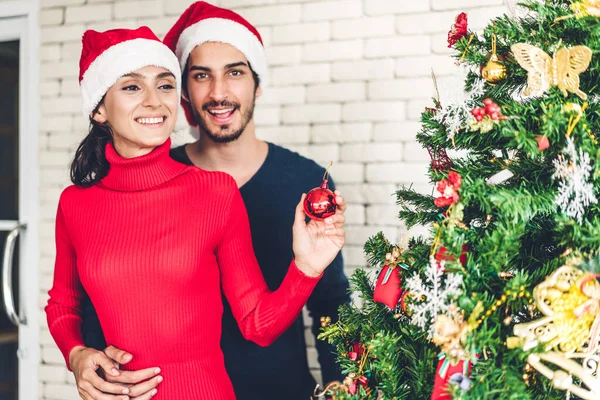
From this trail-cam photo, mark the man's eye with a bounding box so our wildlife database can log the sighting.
[230,70,242,76]
[195,73,208,79]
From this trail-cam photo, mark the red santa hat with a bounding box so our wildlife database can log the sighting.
[79,26,181,118]
[163,2,268,126]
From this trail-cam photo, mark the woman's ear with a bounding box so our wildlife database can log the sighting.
[91,104,107,124]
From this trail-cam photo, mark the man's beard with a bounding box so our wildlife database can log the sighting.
[193,97,255,144]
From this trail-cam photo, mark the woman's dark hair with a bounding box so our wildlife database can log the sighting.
[70,101,113,188]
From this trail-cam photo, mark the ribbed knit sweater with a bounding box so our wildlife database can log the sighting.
[45,138,321,399]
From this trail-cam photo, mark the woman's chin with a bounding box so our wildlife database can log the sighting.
[137,129,173,147]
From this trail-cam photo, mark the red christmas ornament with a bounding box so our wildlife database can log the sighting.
[434,171,462,208]
[435,244,469,270]
[348,342,365,361]
[400,290,411,314]
[431,357,472,400]
[447,12,468,48]
[374,264,408,309]
[536,135,550,151]
[304,162,337,221]
[348,375,369,395]
[427,146,453,171]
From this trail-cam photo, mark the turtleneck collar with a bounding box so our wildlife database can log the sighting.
[100,138,188,191]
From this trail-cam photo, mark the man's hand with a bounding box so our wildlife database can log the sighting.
[69,346,130,400]
[102,345,162,400]
[293,190,346,277]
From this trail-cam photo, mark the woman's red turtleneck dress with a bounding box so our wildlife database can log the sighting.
[45,139,321,399]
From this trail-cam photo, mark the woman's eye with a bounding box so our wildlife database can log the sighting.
[159,84,175,90]
[122,85,139,91]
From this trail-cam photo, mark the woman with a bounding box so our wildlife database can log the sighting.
[46,27,346,400]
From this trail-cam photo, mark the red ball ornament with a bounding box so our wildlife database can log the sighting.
[304,162,337,221]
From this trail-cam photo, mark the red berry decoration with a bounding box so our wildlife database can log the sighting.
[471,99,505,126]
[304,161,337,221]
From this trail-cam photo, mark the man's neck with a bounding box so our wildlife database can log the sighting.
[185,123,269,188]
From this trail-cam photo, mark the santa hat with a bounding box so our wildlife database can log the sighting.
[163,2,268,126]
[79,26,181,118]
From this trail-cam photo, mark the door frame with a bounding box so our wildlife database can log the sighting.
[0,2,40,399]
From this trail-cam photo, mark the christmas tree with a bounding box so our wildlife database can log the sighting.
[316,1,600,399]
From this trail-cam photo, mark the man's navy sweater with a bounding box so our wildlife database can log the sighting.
[80,142,350,400]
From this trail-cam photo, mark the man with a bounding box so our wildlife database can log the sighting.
[73,2,350,399]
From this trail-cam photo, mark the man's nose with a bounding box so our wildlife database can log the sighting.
[209,77,228,103]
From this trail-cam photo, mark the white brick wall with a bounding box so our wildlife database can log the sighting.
[36,0,508,397]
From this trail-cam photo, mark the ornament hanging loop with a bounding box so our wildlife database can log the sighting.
[458,33,475,64]
[323,161,333,182]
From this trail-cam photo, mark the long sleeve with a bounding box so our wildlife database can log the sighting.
[216,187,321,347]
[45,200,85,368]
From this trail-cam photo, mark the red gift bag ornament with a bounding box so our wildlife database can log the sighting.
[431,355,472,400]
[373,247,409,309]
[304,161,337,221]
[430,308,474,399]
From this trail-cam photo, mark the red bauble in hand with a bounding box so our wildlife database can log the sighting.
[304,162,337,220]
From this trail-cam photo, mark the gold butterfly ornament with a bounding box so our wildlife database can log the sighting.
[511,43,592,100]
[572,0,600,18]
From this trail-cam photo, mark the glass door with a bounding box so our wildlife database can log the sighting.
[0,12,39,400]
[0,36,21,400]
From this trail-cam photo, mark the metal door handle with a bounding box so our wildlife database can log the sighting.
[2,224,26,326]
